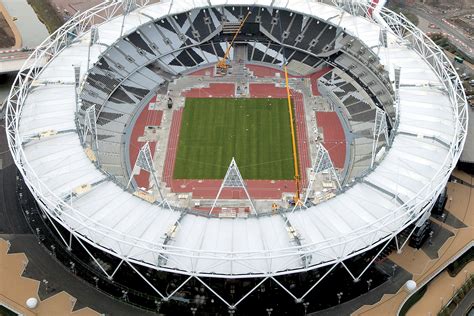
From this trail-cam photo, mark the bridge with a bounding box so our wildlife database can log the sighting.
[0,0,49,75]
[0,48,47,74]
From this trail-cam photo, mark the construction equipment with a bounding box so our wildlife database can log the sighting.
[216,11,251,72]
[283,65,301,202]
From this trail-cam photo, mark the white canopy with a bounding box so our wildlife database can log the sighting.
[11,0,466,277]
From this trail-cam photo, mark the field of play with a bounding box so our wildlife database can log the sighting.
[173,97,297,180]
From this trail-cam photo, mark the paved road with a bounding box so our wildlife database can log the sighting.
[407,6,474,60]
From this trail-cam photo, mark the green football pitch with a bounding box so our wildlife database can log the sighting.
[173,97,296,180]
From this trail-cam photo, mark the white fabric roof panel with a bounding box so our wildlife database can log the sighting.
[23,133,106,200]
[19,86,75,137]
[13,0,465,277]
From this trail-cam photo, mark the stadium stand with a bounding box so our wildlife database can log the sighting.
[7,1,467,314]
[77,6,359,184]
[318,68,387,180]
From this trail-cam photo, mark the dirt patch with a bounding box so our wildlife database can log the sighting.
[0,12,15,49]
[27,0,65,34]
[29,0,162,34]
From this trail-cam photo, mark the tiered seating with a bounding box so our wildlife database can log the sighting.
[318,69,387,180]
[335,36,395,123]
[77,5,396,186]
[247,42,323,69]
[18,0,461,282]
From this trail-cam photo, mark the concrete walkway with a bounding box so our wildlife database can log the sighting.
[353,170,474,316]
[0,120,157,316]
[408,261,473,315]
[0,239,99,316]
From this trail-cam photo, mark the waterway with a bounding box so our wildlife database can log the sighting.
[1,0,49,49]
[0,0,50,105]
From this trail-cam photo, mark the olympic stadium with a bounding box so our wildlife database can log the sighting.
[6,0,468,314]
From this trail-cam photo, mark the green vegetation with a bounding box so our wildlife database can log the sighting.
[27,0,64,34]
[174,97,296,180]
[399,284,428,316]
[0,305,19,316]
[447,247,474,277]
[429,33,474,64]
[401,248,473,316]
[386,3,419,26]
[439,274,474,316]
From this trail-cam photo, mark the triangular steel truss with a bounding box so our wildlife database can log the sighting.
[74,65,81,114]
[210,158,256,215]
[86,26,99,70]
[122,0,137,14]
[304,143,341,204]
[127,142,169,208]
[379,29,387,48]
[83,105,98,152]
[89,26,99,46]
[36,197,417,313]
[371,107,390,168]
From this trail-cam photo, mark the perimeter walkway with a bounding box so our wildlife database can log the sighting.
[353,170,474,315]
[408,261,473,315]
[0,238,99,316]
[0,120,158,316]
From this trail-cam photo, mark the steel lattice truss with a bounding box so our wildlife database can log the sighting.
[210,158,256,214]
[128,141,168,207]
[4,0,468,309]
[304,143,341,204]
[83,105,98,152]
[371,107,390,168]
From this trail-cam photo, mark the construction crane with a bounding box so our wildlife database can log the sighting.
[216,11,251,72]
[284,65,301,203]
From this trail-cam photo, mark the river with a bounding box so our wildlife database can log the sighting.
[0,0,50,105]
[1,0,49,49]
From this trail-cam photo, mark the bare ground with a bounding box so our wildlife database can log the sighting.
[0,12,15,49]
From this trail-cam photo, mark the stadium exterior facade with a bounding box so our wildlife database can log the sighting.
[6,0,468,309]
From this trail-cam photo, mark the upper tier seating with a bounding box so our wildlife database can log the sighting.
[318,69,389,181]
[78,6,395,187]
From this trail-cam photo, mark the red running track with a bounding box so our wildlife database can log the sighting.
[157,65,345,201]
[160,82,311,199]
[163,82,299,199]
[316,112,346,169]
[162,108,183,185]
[129,96,163,189]
[182,83,235,98]
[246,64,332,97]
[308,67,332,96]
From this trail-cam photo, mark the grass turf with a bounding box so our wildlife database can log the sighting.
[173,97,296,180]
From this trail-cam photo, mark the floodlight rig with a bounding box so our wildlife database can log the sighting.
[83,105,98,152]
[127,142,170,208]
[371,107,390,168]
[303,143,341,204]
[210,158,256,215]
